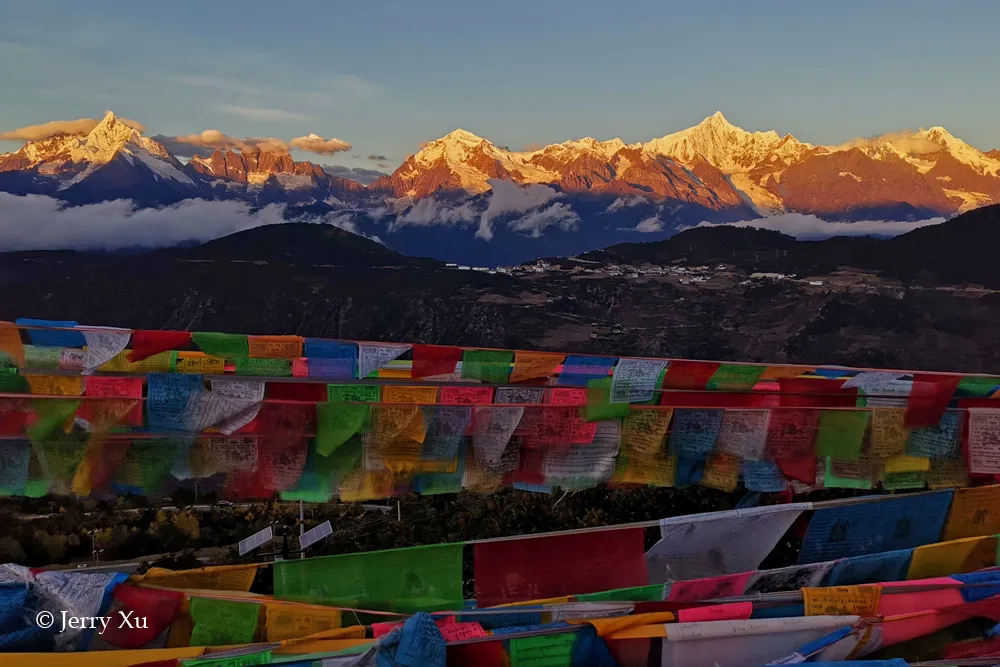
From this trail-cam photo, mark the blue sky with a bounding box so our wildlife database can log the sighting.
[1,0,998,174]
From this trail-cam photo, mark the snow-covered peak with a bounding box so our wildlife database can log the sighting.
[922,127,1000,175]
[536,136,633,161]
[644,112,800,174]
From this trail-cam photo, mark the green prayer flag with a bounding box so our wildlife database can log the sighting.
[327,384,381,403]
[584,378,631,421]
[815,410,870,460]
[461,350,513,384]
[577,583,665,602]
[234,357,292,377]
[0,367,28,393]
[27,399,80,442]
[957,376,1000,398]
[183,650,272,667]
[274,543,465,613]
[316,402,371,456]
[192,332,249,359]
[883,471,927,491]
[115,438,188,494]
[188,597,260,647]
[510,631,577,667]
[705,364,767,391]
[823,457,873,490]
[23,345,62,369]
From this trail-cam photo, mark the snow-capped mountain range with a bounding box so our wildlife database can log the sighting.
[1,110,999,264]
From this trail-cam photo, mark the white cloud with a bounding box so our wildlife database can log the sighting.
[217,105,310,122]
[0,193,363,251]
[605,196,648,213]
[393,198,478,230]
[289,133,352,155]
[835,131,943,155]
[508,203,580,238]
[0,116,146,141]
[476,178,562,240]
[635,215,664,233]
[691,213,947,239]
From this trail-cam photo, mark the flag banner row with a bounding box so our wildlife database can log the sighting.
[7,490,1000,664]
[2,320,1000,501]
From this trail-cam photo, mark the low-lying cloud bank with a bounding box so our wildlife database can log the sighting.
[0,193,360,251]
[690,212,947,239]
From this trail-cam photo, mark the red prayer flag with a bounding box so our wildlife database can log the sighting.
[473,528,648,606]
[660,390,776,409]
[778,455,817,485]
[905,374,962,428]
[662,361,721,390]
[766,409,819,459]
[266,381,328,403]
[101,584,183,648]
[412,345,462,379]
[778,378,858,408]
[127,330,192,362]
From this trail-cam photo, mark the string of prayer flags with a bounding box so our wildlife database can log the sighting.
[473,528,647,606]
[16,318,85,348]
[359,343,411,379]
[798,490,954,564]
[460,349,513,384]
[905,373,963,428]
[191,332,249,360]
[705,363,768,391]
[662,360,720,390]
[509,351,565,384]
[188,597,260,647]
[610,358,667,404]
[557,355,616,387]
[411,344,462,379]
[274,543,464,612]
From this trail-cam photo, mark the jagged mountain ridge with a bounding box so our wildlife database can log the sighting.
[2,110,1000,265]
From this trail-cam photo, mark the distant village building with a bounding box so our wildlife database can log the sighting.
[750,272,787,280]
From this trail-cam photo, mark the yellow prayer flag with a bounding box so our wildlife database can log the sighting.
[382,385,439,405]
[509,352,565,384]
[175,351,226,375]
[883,454,931,474]
[1,647,206,667]
[378,367,412,379]
[265,602,343,641]
[760,366,813,380]
[803,585,881,617]
[338,470,394,502]
[0,321,25,367]
[927,459,971,490]
[99,349,176,373]
[943,485,1000,541]
[613,453,676,487]
[700,453,741,492]
[248,335,304,359]
[870,408,909,458]
[26,374,83,396]
[907,535,999,580]
[132,563,262,592]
